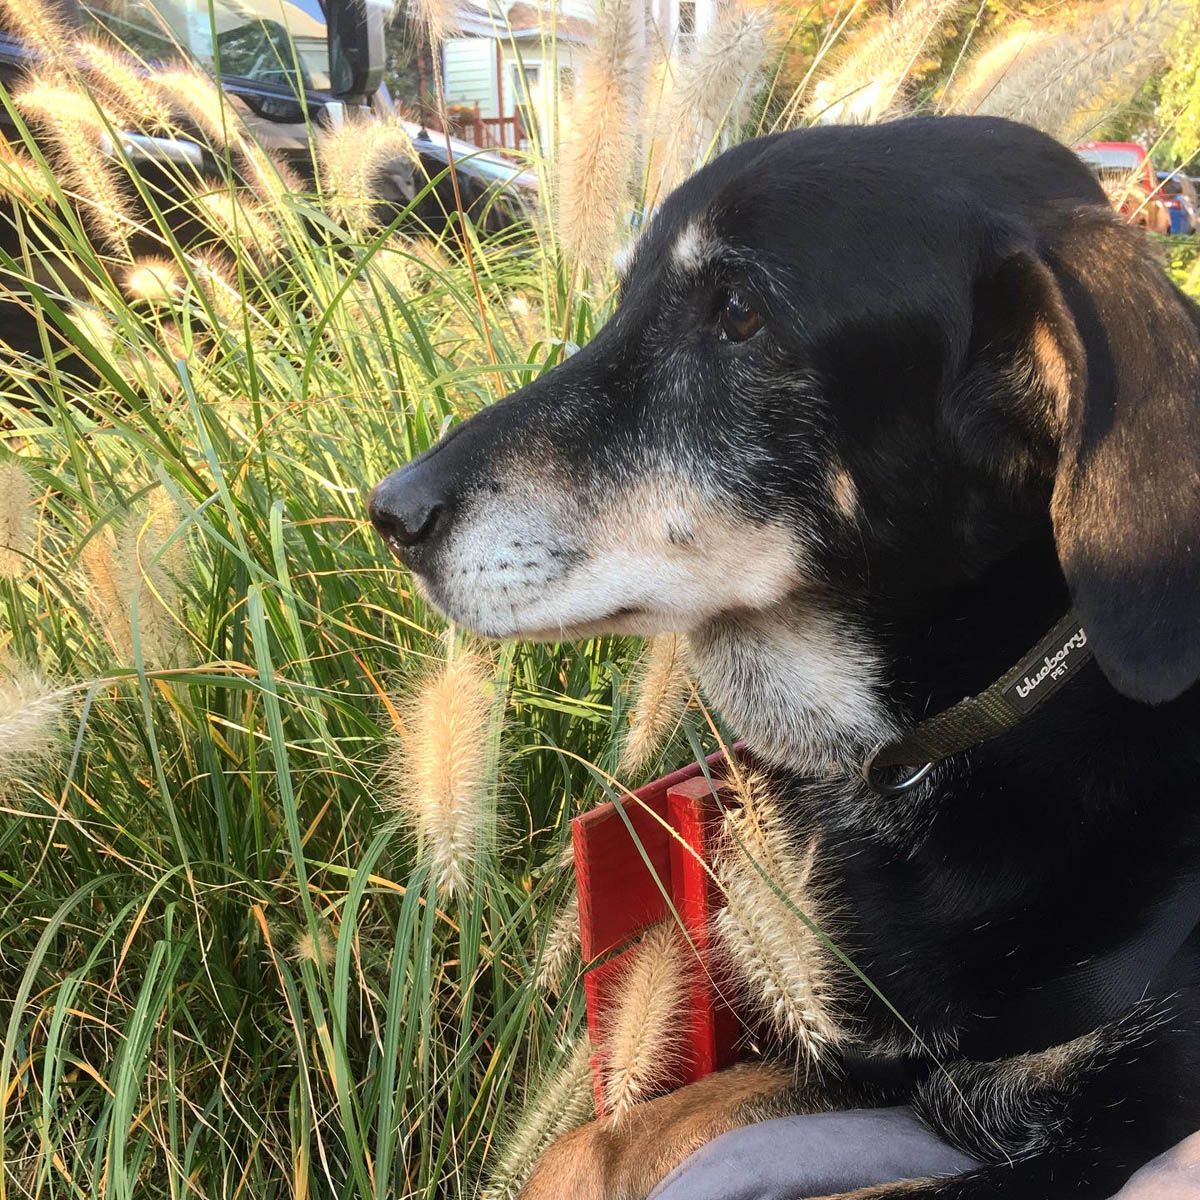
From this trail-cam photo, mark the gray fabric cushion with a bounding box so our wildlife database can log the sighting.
[647,1107,980,1200]
[1111,1132,1200,1199]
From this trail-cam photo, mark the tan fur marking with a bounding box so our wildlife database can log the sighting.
[518,1064,792,1200]
[590,477,808,620]
[1031,318,1072,431]
[829,465,860,520]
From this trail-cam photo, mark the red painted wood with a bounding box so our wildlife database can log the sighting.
[573,747,748,1111]
[667,777,742,1082]
[572,747,734,962]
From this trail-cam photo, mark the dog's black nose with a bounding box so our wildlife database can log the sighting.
[368,464,451,567]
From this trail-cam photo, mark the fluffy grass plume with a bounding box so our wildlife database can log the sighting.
[386,649,497,895]
[536,888,581,993]
[942,24,1056,116]
[558,0,642,276]
[80,501,187,668]
[187,248,244,325]
[292,925,337,968]
[319,113,417,235]
[618,633,691,778]
[239,141,305,207]
[0,135,54,205]
[407,0,461,44]
[154,68,235,147]
[0,460,34,578]
[75,37,176,130]
[196,190,283,258]
[809,0,964,124]
[950,0,1190,141]
[0,0,70,64]
[602,921,687,1121]
[485,1038,595,1199]
[654,8,772,191]
[15,75,135,253]
[123,257,183,306]
[714,770,846,1066]
[0,657,69,790]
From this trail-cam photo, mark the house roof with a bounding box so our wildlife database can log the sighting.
[506,3,593,39]
[451,0,593,41]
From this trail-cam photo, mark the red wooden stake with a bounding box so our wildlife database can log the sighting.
[666,776,742,1083]
[572,749,745,1114]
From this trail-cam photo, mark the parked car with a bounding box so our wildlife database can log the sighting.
[1075,141,1171,235]
[1157,170,1198,236]
[0,2,536,360]
[0,0,388,188]
[391,107,538,237]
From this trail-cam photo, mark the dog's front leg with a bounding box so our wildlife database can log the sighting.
[518,1062,878,1200]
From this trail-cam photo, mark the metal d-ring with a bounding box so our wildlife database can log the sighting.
[861,746,935,796]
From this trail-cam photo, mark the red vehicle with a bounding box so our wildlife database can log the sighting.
[1075,141,1171,235]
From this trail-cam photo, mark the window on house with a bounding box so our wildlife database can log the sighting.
[513,63,541,96]
[678,0,696,49]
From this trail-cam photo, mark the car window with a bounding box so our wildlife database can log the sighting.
[1077,146,1143,169]
[1158,175,1183,195]
[80,0,332,92]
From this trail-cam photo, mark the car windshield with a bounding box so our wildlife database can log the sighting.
[1077,146,1143,169]
[80,0,332,92]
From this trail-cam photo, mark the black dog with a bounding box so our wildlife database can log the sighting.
[369,117,1200,1198]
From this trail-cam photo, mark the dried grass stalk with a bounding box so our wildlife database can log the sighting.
[0,657,69,788]
[618,634,691,778]
[810,0,964,125]
[0,0,70,63]
[15,76,135,254]
[319,113,417,235]
[950,0,1190,142]
[0,461,34,578]
[81,501,188,668]
[558,0,643,275]
[713,770,846,1066]
[76,38,175,130]
[485,1038,595,1199]
[655,8,773,190]
[535,888,580,993]
[385,651,497,895]
[602,922,687,1121]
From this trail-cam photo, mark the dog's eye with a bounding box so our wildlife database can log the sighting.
[718,292,763,343]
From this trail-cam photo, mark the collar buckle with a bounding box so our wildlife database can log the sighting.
[861,745,934,796]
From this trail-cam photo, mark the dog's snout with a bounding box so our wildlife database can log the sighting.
[368,464,452,567]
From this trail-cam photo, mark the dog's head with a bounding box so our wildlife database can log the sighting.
[370,117,1200,711]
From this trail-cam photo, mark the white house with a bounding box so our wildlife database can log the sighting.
[439,0,721,150]
[440,0,594,149]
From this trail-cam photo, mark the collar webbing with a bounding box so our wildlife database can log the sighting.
[868,611,1092,777]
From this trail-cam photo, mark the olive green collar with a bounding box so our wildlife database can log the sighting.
[862,612,1092,795]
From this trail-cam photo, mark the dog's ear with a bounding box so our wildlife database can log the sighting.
[992,212,1200,703]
